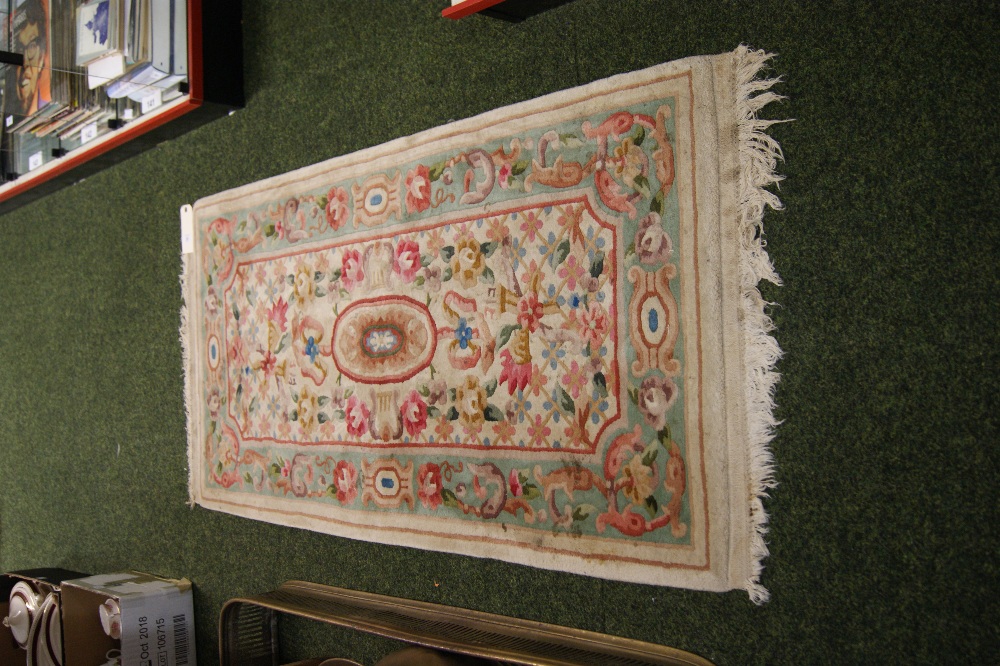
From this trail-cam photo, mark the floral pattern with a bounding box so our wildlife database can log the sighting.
[195,97,690,546]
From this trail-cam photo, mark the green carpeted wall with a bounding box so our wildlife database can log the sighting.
[1,1,997,664]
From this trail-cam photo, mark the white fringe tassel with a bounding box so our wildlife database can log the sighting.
[180,251,197,508]
[734,45,786,604]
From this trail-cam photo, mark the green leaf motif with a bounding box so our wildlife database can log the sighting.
[441,489,460,508]
[442,267,454,282]
[290,409,298,422]
[558,134,585,149]
[484,378,498,398]
[275,333,289,354]
[590,251,605,279]
[549,239,571,269]
[480,266,495,284]
[522,484,542,501]
[484,404,504,422]
[447,406,460,421]
[496,323,522,351]
[511,159,530,176]
[232,303,240,321]
[633,173,652,199]
[593,372,608,398]
[480,241,499,257]
[264,224,276,238]
[556,387,576,415]
[644,496,660,519]
[641,443,659,467]
[573,505,593,522]
[632,126,646,147]
[428,162,447,182]
[628,388,639,405]
[315,195,328,210]
[427,406,441,419]
[650,190,664,215]
[440,246,455,262]
[317,412,329,424]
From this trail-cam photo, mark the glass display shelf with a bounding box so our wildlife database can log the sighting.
[0,0,242,214]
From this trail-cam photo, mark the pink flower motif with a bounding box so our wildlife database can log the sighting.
[508,468,523,497]
[498,349,533,395]
[579,301,610,347]
[417,463,443,510]
[280,459,292,478]
[425,228,446,258]
[519,211,543,241]
[434,416,454,442]
[333,460,358,504]
[528,415,551,448]
[325,187,350,230]
[260,350,277,378]
[637,375,678,431]
[393,239,422,283]
[400,390,429,437]
[634,212,673,264]
[229,336,247,366]
[405,164,432,214]
[493,419,516,445]
[517,292,545,333]
[558,254,587,290]
[527,365,549,397]
[341,249,365,291]
[344,395,370,438]
[561,360,588,400]
[498,163,512,189]
[267,297,288,332]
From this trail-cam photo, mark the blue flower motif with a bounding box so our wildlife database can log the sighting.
[570,294,581,308]
[305,336,319,362]
[455,318,473,350]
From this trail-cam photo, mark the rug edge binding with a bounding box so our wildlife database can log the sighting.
[180,250,197,508]
[734,44,786,605]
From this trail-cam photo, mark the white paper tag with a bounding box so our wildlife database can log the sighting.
[5,115,12,128]
[28,152,43,171]
[141,90,163,114]
[180,204,194,255]
[123,108,135,120]
[119,594,195,666]
[81,122,98,144]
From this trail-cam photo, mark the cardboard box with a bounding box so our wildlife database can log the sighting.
[1,568,89,666]
[60,572,196,666]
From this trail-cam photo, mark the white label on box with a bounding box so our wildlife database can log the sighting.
[119,593,196,666]
[5,115,12,128]
[28,152,43,171]
[141,90,163,114]
[123,108,135,120]
[180,205,194,255]
[81,122,99,144]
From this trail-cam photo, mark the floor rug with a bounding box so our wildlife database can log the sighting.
[182,46,784,601]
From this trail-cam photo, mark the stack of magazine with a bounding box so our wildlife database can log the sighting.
[1,0,187,179]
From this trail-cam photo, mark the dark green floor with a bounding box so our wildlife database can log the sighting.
[2,1,997,664]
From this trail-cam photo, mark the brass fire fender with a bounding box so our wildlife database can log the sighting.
[219,580,715,666]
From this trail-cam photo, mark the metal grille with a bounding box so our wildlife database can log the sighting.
[220,581,713,666]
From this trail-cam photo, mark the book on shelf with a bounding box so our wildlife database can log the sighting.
[1,0,189,179]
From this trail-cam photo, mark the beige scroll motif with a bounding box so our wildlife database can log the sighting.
[361,458,414,510]
[627,264,680,377]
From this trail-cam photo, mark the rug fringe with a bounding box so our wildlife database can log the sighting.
[180,250,197,508]
[734,44,786,604]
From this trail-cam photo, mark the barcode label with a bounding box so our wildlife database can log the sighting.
[173,614,190,665]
